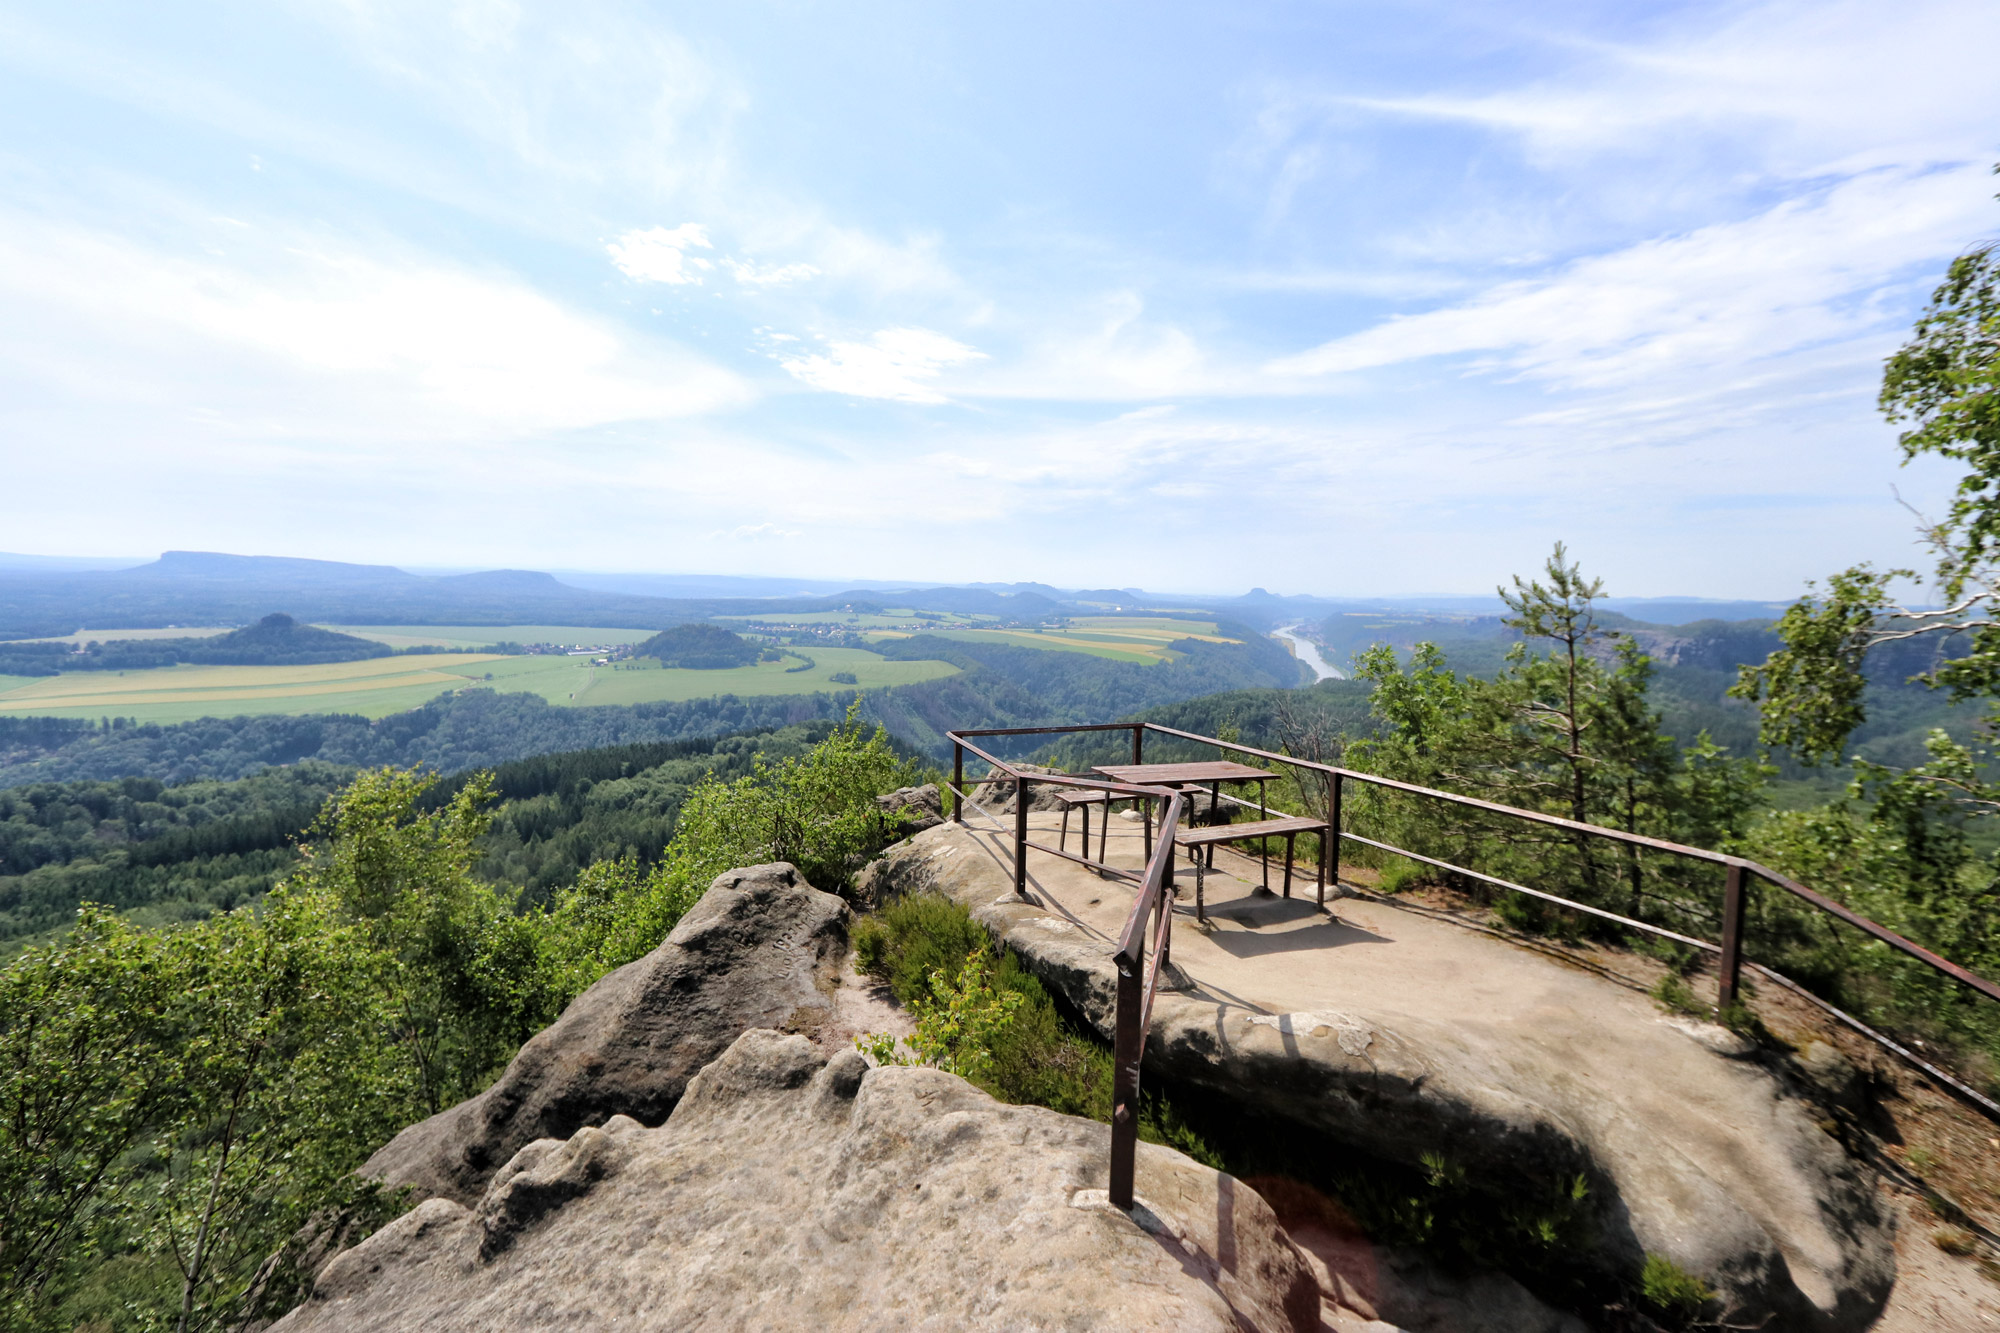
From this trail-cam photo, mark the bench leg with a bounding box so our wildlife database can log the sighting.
[1099,801,1110,864]
[1060,806,1071,854]
[1284,834,1296,898]
[1262,833,1270,893]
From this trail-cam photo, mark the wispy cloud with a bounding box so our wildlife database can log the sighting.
[724,257,819,287]
[607,224,713,285]
[0,210,751,438]
[1267,164,1992,391]
[777,328,984,404]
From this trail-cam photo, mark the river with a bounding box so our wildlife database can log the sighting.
[1271,624,1343,680]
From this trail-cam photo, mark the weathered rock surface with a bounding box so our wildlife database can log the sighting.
[875,782,944,833]
[276,1031,1322,1333]
[866,823,1898,1332]
[360,862,846,1207]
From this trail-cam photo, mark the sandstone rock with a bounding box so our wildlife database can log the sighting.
[275,1031,1322,1333]
[971,763,1070,814]
[875,783,943,833]
[359,863,846,1207]
[865,824,1897,1332]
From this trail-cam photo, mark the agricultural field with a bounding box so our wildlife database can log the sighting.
[0,646,958,724]
[714,609,992,630]
[324,624,661,649]
[0,655,514,724]
[874,616,1236,665]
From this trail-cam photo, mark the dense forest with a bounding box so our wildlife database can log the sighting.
[1308,607,1978,794]
[0,723,876,955]
[632,622,760,668]
[0,711,928,1329]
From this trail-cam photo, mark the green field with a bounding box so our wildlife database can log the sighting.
[872,617,1235,665]
[323,624,663,649]
[0,656,515,724]
[0,646,958,724]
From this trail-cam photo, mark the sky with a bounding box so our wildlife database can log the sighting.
[0,1,1995,599]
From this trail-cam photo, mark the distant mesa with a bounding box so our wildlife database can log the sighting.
[635,623,759,670]
[137,551,419,585]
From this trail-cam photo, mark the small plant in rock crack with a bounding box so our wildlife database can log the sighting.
[857,947,1024,1082]
[1651,973,1709,1019]
[1639,1253,1714,1326]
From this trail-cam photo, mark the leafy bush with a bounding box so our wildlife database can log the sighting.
[858,947,1024,1081]
[852,893,1220,1167]
[656,702,921,896]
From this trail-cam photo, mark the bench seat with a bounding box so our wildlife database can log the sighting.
[1173,814,1327,847]
[1172,814,1330,911]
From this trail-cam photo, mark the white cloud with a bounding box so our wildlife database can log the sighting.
[606,223,713,285]
[777,327,984,403]
[1267,164,1993,391]
[724,257,820,286]
[0,211,751,439]
[1341,0,2000,176]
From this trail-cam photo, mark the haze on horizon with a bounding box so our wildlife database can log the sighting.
[2,1,1995,600]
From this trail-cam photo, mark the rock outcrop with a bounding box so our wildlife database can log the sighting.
[866,823,1897,1332]
[360,862,846,1207]
[276,1031,1322,1333]
[875,783,944,833]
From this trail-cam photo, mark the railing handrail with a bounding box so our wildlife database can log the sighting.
[952,720,2000,1007]
[941,727,1184,1210]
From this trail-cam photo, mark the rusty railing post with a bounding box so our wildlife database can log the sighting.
[952,739,964,824]
[1109,953,1141,1210]
[1324,771,1343,908]
[1718,862,1746,1011]
[1015,774,1030,897]
[1131,724,1143,766]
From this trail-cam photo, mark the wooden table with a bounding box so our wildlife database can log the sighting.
[1091,761,1279,863]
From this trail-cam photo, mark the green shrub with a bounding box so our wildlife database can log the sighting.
[858,947,1024,1081]
[1639,1253,1713,1322]
[1377,858,1427,894]
[1651,973,1707,1018]
[852,893,1220,1168]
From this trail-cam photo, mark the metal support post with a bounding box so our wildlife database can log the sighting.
[1718,862,1746,1010]
[952,741,964,824]
[1015,775,1030,897]
[1131,724,1143,765]
[1108,955,1141,1211]
[1324,772,1343,908]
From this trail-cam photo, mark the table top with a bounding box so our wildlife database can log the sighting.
[1091,761,1278,786]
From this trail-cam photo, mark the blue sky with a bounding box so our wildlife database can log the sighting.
[1,1,1995,598]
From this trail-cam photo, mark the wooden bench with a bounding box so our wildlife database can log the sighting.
[1173,814,1330,918]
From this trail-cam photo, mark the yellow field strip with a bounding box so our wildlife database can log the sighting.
[0,655,506,711]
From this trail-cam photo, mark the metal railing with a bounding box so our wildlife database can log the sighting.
[944,720,2000,1171]
[942,727,1184,1209]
